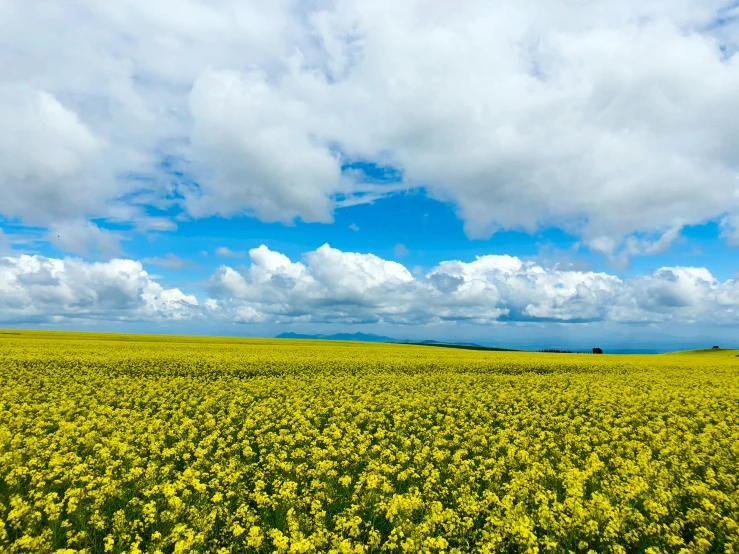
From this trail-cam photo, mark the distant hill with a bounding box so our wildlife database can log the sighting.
[275,331,481,347]
[274,332,516,351]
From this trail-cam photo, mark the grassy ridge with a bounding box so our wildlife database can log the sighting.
[665,347,739,357]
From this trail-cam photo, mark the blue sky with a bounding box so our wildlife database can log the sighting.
[12,191,736,284]
[1,0,738,350]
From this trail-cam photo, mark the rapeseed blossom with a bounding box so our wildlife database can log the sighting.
[0,331,738,552]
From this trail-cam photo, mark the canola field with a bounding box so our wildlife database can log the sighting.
[1,331,738,554]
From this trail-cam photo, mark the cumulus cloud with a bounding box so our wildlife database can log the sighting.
[208,244,415,324]
[2,0,738,254]
[185,70,343,223]
[2,246,737,329]
[0,83,162,235]
[208,244,739,326]
[0,87,108,225]
[182,0,739,249]
[0,255,199,323]
[299,4,739,250]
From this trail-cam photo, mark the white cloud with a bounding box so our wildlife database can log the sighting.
[1,246,737,329]
[208,244,416,324]
[141,253,195,270]
[1,0,738,254]
[134,218,179,233]
[47,220,124,257]
[207,244,739,325]
[0,80,172,236]
[0,255,199,323]
[185,69,343,223]
[215,247,246,258]
[349,223,360,232]
[0,87,110,225]
[300,4,739,249]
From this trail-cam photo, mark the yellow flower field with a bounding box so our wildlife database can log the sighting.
[1,330,738,554]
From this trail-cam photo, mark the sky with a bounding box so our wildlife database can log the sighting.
[1,0,739,350]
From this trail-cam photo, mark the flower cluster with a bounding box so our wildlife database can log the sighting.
[1,331,738,553]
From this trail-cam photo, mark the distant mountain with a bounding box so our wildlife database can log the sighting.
[274,332,490,349]
[275,332,399,342]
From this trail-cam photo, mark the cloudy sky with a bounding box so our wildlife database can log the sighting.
[1,0,738,350]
